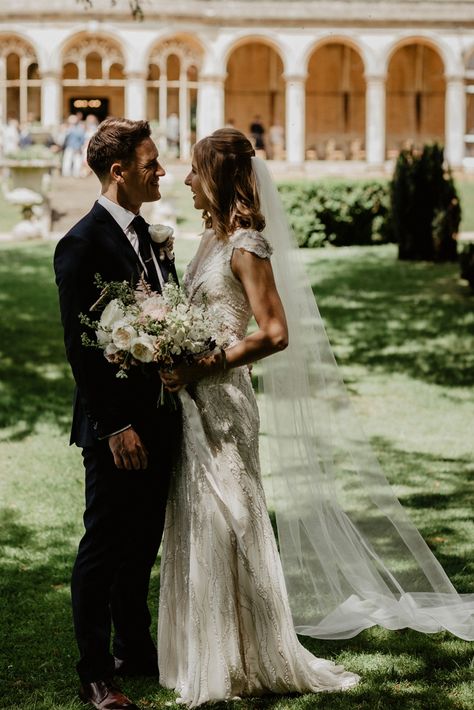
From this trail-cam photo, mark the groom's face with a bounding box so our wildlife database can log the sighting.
[120,137,165,206]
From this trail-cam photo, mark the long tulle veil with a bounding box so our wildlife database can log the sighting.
[252,156,474,640]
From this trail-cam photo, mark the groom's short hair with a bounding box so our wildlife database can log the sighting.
[87,117,151,180]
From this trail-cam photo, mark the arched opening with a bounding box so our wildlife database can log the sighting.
[146,37,202,159]
[0,37,42,126]
[305,42,366,160]
[386,42,445,157]
[61,35,126,121]
[225,41,285,158]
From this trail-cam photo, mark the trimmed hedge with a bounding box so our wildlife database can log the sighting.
[277,180,394,248]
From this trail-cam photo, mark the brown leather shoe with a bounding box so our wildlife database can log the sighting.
[79,679,139,709]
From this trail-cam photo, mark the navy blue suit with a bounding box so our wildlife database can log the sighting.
[54,201,181,682]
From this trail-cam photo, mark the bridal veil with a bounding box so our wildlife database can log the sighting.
[252,156,474,641]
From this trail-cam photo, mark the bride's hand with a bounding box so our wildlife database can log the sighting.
[160,350,226,391]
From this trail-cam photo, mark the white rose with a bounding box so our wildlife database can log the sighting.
[149,224,174,244]
[99,299,125,329]
[112,322,136,350]
[130,335,156,363]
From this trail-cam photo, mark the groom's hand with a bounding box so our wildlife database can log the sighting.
[108,428,149,470]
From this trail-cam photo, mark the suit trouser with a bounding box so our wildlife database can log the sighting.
[71,417,178,683]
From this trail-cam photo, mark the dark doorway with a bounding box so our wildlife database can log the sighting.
[69,97,109,122]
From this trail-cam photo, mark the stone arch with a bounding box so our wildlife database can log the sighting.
[224,38,285,156]
[386,38,446,156]
[146,35,204,158]
[0,33,42,125]
[305,39,366,160]
[60,33,127,120]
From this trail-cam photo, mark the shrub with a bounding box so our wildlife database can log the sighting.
[459,243,474,292]
[390,144,461,262]
[277,180,394,248]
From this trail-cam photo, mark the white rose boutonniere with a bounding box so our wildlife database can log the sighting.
[149,224,175,262]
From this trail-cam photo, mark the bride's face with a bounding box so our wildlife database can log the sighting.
[185,163,211,212]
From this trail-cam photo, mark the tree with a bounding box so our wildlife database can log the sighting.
[390,144,461,262]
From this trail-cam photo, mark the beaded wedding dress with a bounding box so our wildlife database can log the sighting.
[157,228,360,707]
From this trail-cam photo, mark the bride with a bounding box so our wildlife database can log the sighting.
[158,128,474,707]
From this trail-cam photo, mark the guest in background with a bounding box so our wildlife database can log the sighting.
[249,114,266,156]
[62,114,86,178]
[268,121,285,160]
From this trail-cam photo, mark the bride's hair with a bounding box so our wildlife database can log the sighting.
[193,128,265,240]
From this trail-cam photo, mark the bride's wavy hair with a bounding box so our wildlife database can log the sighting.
[193,128,265,240]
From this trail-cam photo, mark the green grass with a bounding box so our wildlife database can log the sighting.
[1,241,473,709]
[457,179,474,232]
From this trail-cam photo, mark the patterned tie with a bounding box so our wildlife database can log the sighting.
[131,215,161,292]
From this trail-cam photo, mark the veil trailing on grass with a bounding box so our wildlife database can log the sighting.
[252,156,474,641]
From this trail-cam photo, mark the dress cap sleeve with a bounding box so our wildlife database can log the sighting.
[229,229,273,259]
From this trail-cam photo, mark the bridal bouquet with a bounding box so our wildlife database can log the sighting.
[81,275,224,385]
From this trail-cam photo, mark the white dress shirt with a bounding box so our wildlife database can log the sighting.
[95,195,163,440]
[97,194,164,289]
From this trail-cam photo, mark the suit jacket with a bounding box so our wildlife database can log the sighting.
[54,201,178,447]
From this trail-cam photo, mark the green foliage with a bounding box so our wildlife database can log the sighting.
[277,180,394,248]
[4,144,58,161]
[390,144,461,262]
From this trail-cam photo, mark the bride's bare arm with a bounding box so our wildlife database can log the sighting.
[225,247,288,366]
[160,249,288,390]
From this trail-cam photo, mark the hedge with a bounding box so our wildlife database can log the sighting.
[277,180,394,248]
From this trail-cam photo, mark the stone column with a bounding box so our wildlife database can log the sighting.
[284,75,306,165]
[445,75,466,168]
[365,73,386,166]
[41,71,62,128]
[196,74,225,140]
[179,71,190,159]
[125,71,147,121]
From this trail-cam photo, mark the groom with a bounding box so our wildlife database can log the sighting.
[54,118,181,710]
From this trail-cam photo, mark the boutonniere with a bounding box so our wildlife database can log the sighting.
[149,224,175,262]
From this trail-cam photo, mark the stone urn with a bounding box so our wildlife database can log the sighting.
[1,147,59,235]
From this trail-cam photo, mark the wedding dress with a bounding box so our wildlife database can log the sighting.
[158,228,360,707]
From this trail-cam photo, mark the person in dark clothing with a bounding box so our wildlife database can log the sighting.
[54,117,181,710]
[250,114,266,152]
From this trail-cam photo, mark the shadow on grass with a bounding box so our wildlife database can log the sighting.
[0,243,73,441]
[358,437,474,593]
[0,507,79,707]
[310,247,474,388]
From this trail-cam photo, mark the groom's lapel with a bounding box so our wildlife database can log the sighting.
[91,202,178,286]
[91,201,142,272]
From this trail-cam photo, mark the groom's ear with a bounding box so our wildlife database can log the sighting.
[110,161,124,184]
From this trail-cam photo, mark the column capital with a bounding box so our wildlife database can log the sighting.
[283,73,307,84]
[41,70,62,81]
[199,73,227,84]
[445,74,465,84]
[126,70,147,81]
[365,73,387,84]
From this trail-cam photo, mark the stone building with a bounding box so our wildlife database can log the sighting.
[1,0,473,167]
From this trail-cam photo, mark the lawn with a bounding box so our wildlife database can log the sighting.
[0,238,473,710]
